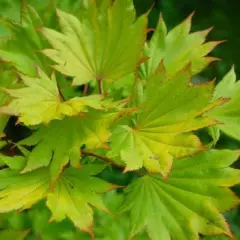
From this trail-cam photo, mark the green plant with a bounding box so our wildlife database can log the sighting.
[0,0,239,239]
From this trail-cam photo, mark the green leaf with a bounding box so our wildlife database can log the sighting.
[207,126,220,146]
[207,66,240,141]
[0,168,19,189]
[19,110,112,181]
[0,155,26,170]
[140,13,221,79]
[0,229,30,240]
[120,150,240,240]
[0,168,49,212]
[46,164,114,236]
[0,67,104,125]
[0,4,50,76]
[93,191,149,240]
[109,68,225,176]
[42,0,147,85]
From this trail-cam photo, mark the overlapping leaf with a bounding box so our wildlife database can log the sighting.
[0,164,114,237]
[0,4,50,76]
[109,67,225,176]
[0,67,104,125]
[140,13,222,80]
[0,168,49,212]
[19,110,113,181]
[0,70,19,136]
[46,164,114,236]
[42,0,147,85]
[207,66,240,141]
[0,155,26,170]
[93,191,149,240]
[120,150,240,240]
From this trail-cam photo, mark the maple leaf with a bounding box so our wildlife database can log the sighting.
[46,164,114,236]
[0,164,114,237]
[0,4,50,76]
[140,13,222,80]
[41,0,147,85]
[108,67,225,176]
[19,110,113,181]
[120,150,240,240]
[207,126,220,147]
[93,191,150,240]
[0,67,104,125]
[207,66,240,141]
[0,168,49,212]
[0,155,26,170]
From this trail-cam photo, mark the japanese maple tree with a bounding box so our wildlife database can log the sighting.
[0,0,239,239]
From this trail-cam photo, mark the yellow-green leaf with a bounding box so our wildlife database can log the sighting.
[42,0,147,85]
[19,110,112,181]
[140,13,221,79]
[46,164,114,236]
[0,67,103,125]
[109,68,225,176]
[0,168,49,212]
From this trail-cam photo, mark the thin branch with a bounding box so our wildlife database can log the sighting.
[83,84,88,96]
[81,150,124,169]
[97,77,103,94]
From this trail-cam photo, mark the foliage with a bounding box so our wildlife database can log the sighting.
[0,1,240,240]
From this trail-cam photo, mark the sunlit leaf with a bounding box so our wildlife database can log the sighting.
[42,0,147,85]
[47,164,114,236]
[140,13,221,79]
[0,168,49,212]
[0,67,104,125]
[109,67,225,176]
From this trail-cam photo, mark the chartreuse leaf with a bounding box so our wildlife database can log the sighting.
[140,13,221,79]
[0,4,50,76]
[0,67,104,125]
[109,68,225,176]
[207,66,240,141]
[42,0,147,85]
[0,70,18,136]
[0,168,49,212]
[207,126,220,146]
[120,150,240,240]
[0,229,30,240]
[46,164,114,236]
[0,164,113,237]
[19,110,112,181]
[0,155,26,170]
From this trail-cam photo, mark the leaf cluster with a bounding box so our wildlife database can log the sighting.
[0,1,240,239]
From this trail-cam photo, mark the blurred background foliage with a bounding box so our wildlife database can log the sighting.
[0,0,239,239]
